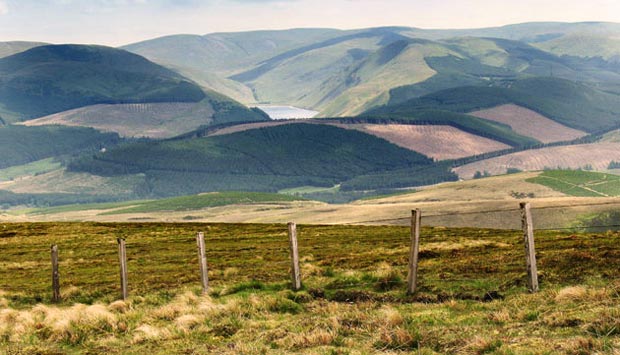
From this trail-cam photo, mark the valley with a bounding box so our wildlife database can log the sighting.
[2,13,620,355]
[2,22,620,220]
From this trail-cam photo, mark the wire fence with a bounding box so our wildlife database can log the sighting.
[1,201,619,304]
[351,199,620,232]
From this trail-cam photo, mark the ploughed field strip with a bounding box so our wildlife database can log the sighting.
[1,223,619,304]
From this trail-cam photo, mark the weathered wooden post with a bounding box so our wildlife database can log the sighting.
[51,244,60,303]
[288,222,302,291]
[520,202,539,293]
[196,232,209,294]
[407,209,422,295]
[117,238,129,300]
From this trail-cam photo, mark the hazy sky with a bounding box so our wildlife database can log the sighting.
[1,0,619,46]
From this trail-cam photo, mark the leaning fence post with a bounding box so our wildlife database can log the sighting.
[520,202,539,293]
[117,238,129,300]
[51,245,60,303]
[288,222,302,291]
[407,209,422,295]
[196,232,209,294]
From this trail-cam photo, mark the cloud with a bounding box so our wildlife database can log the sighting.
[0,0,8,15]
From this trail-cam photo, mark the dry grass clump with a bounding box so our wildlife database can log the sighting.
[108,300,130,313]
[555,286,609,303]
[9,303,119,345]
[488,308,511,324]
[151,291,201,320]
[222,267,240,279]
[302,262,322,276]
[378,306,404,327]
[60,285,81,300]
[287,329,336,349]
[556,337,597,355]
[132,324,172,344]
[372,262,404,291]
[375,326,420,351]
[174,314,202,333]
[459,336,503,355]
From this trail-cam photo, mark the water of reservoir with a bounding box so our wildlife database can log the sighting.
[255,105,319,120]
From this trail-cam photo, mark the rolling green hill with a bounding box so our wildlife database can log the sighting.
[0,125,121,169]
[122,29,341,103]
[68,123,456,196]
[121,23,620,116]
[371,77,620,133]
[526,170,620,197]
[0,44,206,122]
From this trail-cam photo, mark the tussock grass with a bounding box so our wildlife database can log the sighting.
[0,222,619,354]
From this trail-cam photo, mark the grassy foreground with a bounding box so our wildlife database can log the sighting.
[0,222,619,354]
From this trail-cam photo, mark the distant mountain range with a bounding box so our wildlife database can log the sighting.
[1,22,620,207]
[124,22,620,116]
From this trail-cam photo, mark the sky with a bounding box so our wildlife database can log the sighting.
[0,0,619,46]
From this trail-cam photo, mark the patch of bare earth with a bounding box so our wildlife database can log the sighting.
[22,102,215,138]
[334,124,510,160]
[454,143,620,179]
[470,104,586,143]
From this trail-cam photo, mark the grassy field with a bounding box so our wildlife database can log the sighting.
[527,170,620,197]
[0,158,61,182]
[11,172,620,231]
[0,222,619,354]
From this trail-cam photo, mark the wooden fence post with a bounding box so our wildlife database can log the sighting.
[407,209,422,295]
[196,232,209,294]
[288,222,302,291]
[117,238,129,300]
[51,245,60,303]
[520,202,539,293]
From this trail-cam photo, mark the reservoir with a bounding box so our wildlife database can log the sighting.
[255,105,318,120]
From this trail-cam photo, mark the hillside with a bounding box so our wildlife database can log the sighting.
[22,94,268,139]
[207,120,511,160]
[470,104,587,143]
[67,123,456,197]
[0,44,206,122]
[123,23,620,117]
[453,143,620,179]
[123,29,341,103]
[358,109,539,147]
[527,170,620,197]
[372,77,620,133]
[12,171,620,231]
[0,125,121,170]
